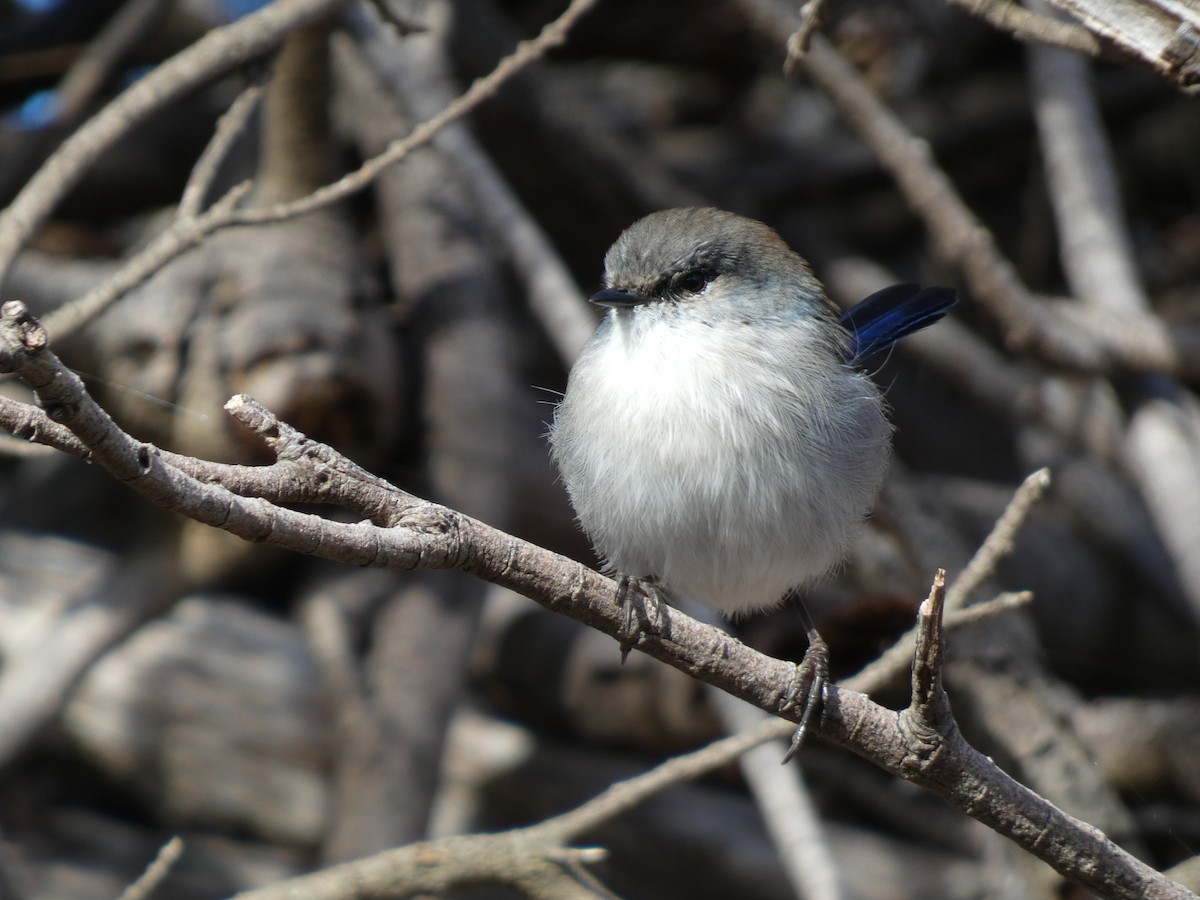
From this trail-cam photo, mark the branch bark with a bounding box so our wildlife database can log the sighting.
[0,301,1190,899]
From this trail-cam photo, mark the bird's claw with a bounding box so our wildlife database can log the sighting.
[781,628,830,763]
[615,574,665,663]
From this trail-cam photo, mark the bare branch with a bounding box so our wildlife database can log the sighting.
[0,0,353,287]
[226,0,600,231]
[1043,0,1200,89]
[946,0,1102,56]
[35,0,598,340]
[117,836,184,900]
[49,0,171,126]
[0,300,1190,899]
[343,5,598,362]
[851,469,1052,697]
[1027,8,1200,620]
[946,467,1052,610]
[736,0,1200,376]
[177,84,264,220]
[42,180,253,336]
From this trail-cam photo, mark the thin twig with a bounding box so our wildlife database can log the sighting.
[540,716,793,841]
[344,3,598,362]
[228,0,599,231]
[945,590,1032,626]
[0,0,351,287]
[783,0,829,66]
[116,836,184,900]
[178,84,264,220]
[42,181,253,336]
[851,469,1052,699]
[945,468,1052,610]
[35,0,597,340]
[847,588,1033,700]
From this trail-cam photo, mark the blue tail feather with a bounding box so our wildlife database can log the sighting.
[839,284,957,364]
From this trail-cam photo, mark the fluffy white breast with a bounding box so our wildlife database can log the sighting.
[551,308,890,616]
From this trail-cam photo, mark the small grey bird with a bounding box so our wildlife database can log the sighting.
[550,207,954,749]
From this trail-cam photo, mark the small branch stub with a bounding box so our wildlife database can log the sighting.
[911,569,950,724]
[0,301,48,356]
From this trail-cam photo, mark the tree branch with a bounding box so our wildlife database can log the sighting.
[0,0,353,288]
[0,300,1190,900]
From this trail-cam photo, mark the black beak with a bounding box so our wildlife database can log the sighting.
[590,287,650,308]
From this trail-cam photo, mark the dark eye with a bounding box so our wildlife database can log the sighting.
[678,270,710,294]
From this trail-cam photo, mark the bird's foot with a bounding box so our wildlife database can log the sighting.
[615,574,668,663]
[781,628,830,763]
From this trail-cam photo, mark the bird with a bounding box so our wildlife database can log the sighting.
[549,207,955,751]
